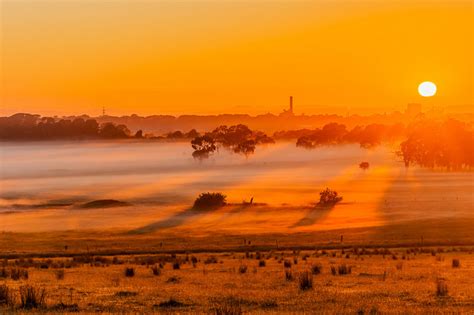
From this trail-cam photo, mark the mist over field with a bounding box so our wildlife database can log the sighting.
[1,141,472,234]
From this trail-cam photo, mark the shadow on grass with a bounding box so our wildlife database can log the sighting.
[290,204,337,228]
[128,207,219,234]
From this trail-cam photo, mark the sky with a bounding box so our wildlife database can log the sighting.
[1,0,472,116]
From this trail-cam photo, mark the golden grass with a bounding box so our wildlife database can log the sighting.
[0,248,473,313]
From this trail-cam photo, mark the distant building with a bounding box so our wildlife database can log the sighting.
[405,103,422,117]
[279,96,295,117]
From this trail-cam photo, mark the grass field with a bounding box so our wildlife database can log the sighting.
[1,247,473,314]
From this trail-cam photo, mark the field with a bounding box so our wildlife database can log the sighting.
[1,247,473,314]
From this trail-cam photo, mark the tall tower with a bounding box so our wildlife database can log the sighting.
[289,96,293,114]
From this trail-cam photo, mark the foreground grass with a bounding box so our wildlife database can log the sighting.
[1,248,473,314]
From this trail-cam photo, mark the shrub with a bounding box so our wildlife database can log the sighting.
[166,276,180,283]
[318,188,343,206]
[204,256,218,264]
[19,285,46,309]
[158,298,185,308]
[298,271,313,290]
[124,267,135,277]
[311,264,322,275]
[151,265,161,276]
[173,262,181,270]
[283,260,292,268]
[258,260,266,267]
[238,265,247,274]
[193,192,227,210]
[212,297,243,315]
[10,268,28,280]
[0,284,14,306]
[436,278,448,297]
[55,269,65,280]
[338,264,352,275]
[452,259,460,268]
[285,270,293,281]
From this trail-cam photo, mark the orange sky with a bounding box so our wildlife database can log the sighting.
[1,0,472,116]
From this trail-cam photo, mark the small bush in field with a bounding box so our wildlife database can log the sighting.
[338,264,352,275]
[212,297,243,315]
[192,192,227,210]
[311,264,322,275]
[0,284,15,306]
[19,285,46,309]
[204,256,218,264]
[283,260,292,268]
[436,278,448,297]
[10,268,28,280]
[452,259,460,268]
[158,298,185,308]
[318,188,343,206]
[55,269,65,280]
[298,271,313,290]
[124,267,135,277]
[258,260,266,267]
[238,265,247,274]
[151,265,161,276]
[285,270,293,281]
[173,262,180,270]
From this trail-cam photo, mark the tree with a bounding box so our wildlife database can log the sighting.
[191,135,217,159]
[318,188,343,206]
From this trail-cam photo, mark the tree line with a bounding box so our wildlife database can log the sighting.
[0,113,137,140]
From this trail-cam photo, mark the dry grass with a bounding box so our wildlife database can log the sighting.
[19,285,46,309]
[0,248,472,313]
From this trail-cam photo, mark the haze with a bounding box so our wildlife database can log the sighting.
[1,0,472,116]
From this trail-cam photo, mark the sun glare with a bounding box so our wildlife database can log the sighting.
[418,81,437,97]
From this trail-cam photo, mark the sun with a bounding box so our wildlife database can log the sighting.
[418,81,437,97]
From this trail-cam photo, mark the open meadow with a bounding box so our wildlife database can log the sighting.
[1,247,473,314]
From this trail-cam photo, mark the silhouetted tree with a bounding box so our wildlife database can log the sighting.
[191,135,217,159]
[318,188,343,206]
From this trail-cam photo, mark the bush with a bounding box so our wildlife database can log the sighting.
[285,270,293,281]
[318,188,343,206]
[151,265,161,276]
[0,284,14,306]
[173,262,180,270]
[338,264,352,275]
[158,298,185,308]
[283,260,292,268]
[193,192,227,210]
[238,265,247,274]
[311,264,322,275]
[298,271,313,290]
[436,278,448,297]
[452,259,460,268]
[212,297,243,315]
[10,268,28,280]
[258,260,266,267]
[19,285,46,309]
[124,267,135,277]
[204,256,218,264]
[55,269,65,280]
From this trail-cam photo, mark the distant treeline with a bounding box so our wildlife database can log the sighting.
[399,119,473,170]
[274,123,406,148]
[1,113,472,170]
[0,113,137,140]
